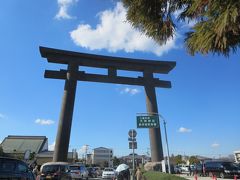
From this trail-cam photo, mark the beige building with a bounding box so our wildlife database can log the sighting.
[0,135,77,165]
[0,135,48,158]
[92,147,113,167]
[36,151,78,165]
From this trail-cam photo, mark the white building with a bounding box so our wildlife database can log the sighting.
[234,150,240,163]
[92,147,113,167]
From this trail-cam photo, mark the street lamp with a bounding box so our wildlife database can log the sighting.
[83,145,89,165]
[108,149,111,167]
[136,112,171,173]
[159,114,171,174]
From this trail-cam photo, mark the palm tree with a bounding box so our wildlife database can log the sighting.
[122,0,240,56]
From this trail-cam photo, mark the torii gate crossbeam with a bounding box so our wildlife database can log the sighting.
[39,46,176,162]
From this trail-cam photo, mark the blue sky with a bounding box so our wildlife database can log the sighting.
[0,0,240,158]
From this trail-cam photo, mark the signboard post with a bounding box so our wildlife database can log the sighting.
[128,129,137,180]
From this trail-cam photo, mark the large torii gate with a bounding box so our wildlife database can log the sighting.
[40,46,176,162]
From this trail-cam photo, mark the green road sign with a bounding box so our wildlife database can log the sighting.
[137,115,159,128]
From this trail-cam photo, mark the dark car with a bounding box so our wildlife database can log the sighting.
[39,162,72,180]
[87,167,97,178]
[193,163,204,176]
[203,161,240,178]
[173,165,181,174]
[94,167,102,176]
[0,156,35,179]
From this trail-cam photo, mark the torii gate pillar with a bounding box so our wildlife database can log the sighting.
[53,63,78,162]
[144,71,163,162]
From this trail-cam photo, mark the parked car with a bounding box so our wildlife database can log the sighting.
[203,160,240,178]
[39,162,72,179]
[178,164,190,174]
[102,168,116,179]
[192,163,204,176]
[174,165,181,174]
[0,156,35,180]
[94,166,102,176]
[234,163,240,169]
[87,167,97,178]
[69,164,88,179]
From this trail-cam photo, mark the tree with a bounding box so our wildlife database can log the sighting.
[0,146,5,156]
[122,0,240,56]
[174,155,186,164]
[103,161,109,167]
[113,156,120,167]
[29,152,36,160]
[189,156,200,164]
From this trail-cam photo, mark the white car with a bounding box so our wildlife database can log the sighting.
[102,168,116,179]
[178,164,190,173]
[69,164,89,180]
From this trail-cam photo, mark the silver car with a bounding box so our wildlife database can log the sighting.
[69,164,88,180]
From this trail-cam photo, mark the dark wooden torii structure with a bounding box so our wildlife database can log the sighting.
[40,46,176,162]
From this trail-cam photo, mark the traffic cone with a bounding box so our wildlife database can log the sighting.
[194,173,198,180]
[212,175,217,180]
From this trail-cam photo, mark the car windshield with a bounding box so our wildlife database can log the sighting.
[89,168,95,171]
[222,162,237,169]
[0,160,16,172]
[70,166,80,170]
[104,168,113,171]
[42,165,60,173]
[234,163,240,168]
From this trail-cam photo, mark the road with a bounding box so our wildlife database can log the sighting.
[88,175,237,180]
[178,174,236,180]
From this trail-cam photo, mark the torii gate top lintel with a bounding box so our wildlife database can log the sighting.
[40,46,176,74]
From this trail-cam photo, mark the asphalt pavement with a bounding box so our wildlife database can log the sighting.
[178,174,236,180]
[88,177,102,180]
[88,175,237,180]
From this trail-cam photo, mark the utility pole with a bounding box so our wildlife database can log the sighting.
[160,115,171,174]
[84,145,89,165]
[108,149,111,167]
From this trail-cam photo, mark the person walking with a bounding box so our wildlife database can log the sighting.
[188,165,192,176]
[32,165,39,176]
[135,167,142,180]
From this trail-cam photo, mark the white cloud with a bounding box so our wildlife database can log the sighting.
[70,2,178,56]
[48,141,55,151]
[55,0,78,20]
[178,127,192,133]
[173,8,197,28]
[120,87,140,95]
[35,118,55,125]
[0,113,6,119]
[78,145,90,157]
[211,143,220,148]
[80,145,89,153]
